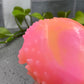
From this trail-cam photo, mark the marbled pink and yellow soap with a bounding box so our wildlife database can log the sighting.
[18,17,84,84]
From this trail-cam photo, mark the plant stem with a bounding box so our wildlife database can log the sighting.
[15,32,25,38]
[0,29,26,44]
[24,18,29,28]
[30,16,33,25]
[14,29,26,35]
[15,18,23,32]
[14,30,26,38]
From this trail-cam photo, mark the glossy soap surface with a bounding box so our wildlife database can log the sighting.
[18,17,84,84]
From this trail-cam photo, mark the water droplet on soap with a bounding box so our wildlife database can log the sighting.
[27,59,33,64]
[28,42,31,46]
[32,48,35,52]
[44,72,47,75]
[44,72,49,79]
[24,48,29,52]
[23,35,25,38]
[25,65,30,70]
[33,72,37,76]
[36,60,40,64]
[74,27,80,35]
[37,51,40,54]
[42,81,46,84]
[35,39,38,43]
[40,36,44,40]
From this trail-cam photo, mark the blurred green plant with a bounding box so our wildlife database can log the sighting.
[42,12,53,19]
[73,11,84,25]
[57,10,71,18]
[0,6,84,44]
[0,6,54,44]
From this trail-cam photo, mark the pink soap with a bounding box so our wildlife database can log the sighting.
[18,17,84,84]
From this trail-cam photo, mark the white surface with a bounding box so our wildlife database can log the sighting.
[2,0,31,29]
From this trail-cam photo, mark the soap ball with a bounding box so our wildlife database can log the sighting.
[18,17,84,84]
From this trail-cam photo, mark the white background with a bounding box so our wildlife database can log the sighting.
[2,0,31,29]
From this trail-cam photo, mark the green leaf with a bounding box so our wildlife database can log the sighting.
[5,34,14,37]
[0,34,7,38]
[12,7,31,25]
[57,11,65,17]
[0,27,11,34]
[57,10,71,18]
[75,11,84,17]
[0,41,6,44]
[31,12,44,20]
[43,12,53,19]
[5,36,15,43]
[13,6,24,12]
[12,10,26,25]
[16,15,25,25]
[73,11,84,24]
[0,27,12,38]
[24,9,31,15]
[66,10,71,17]
[12,10,25,17]
[0,36,15,44]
